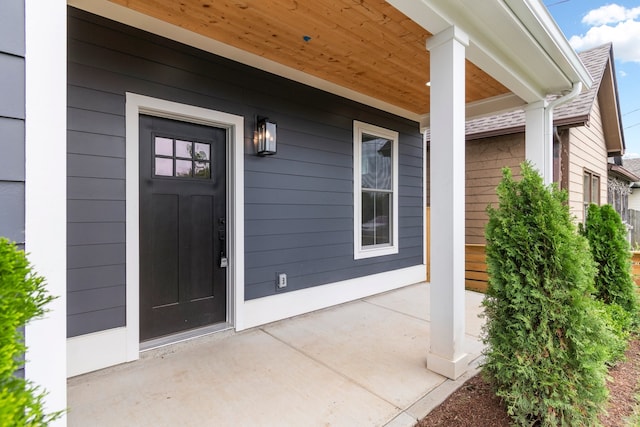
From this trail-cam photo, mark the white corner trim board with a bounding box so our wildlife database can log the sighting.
[25,0,68,420]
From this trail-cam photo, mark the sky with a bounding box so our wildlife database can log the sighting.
[545,1,640,157]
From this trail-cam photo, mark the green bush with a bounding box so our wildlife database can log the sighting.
[592,300,631,363]
[581,203,639,320]
[0,238,61,426]
[482,162,613,426]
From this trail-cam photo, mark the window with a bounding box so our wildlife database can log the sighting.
[154,136,211,179]
[353,121,399,259]
[583,170,600,220]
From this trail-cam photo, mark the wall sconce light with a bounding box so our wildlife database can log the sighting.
[256,117,277,156]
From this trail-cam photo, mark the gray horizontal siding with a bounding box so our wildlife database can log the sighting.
[67,200,125,223]
[67,285,125,316]
[67,307,125,338]
[0,1,24,57]
[66,7,423,335]
[0,118,25,181]
[68,264,125,293]
[0,54,25,119]
[68,131,125,158]
[0,182,25,242]
[67,243,126,269]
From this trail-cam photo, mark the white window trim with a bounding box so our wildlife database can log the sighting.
[353,120,399,259]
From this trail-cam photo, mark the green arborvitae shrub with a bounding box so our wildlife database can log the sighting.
[0,238,61,426]
[581,203,640,320]
[482,162,613,426]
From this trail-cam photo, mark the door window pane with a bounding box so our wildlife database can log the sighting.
[176,140,192,159]
[155,158,173,176]
[176,160,192,177]
[155,137,173,156]
[194,162,210,178]
[194,143,210,161]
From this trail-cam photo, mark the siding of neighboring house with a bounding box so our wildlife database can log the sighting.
[630,189,640,211]
[465,133,524,244]
[67,8,423,337]
[0,0,26,380]
[566,98,608,222]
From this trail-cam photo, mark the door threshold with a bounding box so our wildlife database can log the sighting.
[140,322,233,352]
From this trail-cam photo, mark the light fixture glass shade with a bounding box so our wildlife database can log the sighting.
[257,118,277,155]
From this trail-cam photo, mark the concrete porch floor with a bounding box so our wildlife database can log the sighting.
[67,282,486,426]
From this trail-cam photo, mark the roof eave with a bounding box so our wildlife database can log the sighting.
[609,163,640,182]
[389,0,592,107]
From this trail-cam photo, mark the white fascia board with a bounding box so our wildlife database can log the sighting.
[68,0,421,123]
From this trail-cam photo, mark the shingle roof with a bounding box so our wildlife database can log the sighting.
[622,157,640,177]
[464,43,613,138]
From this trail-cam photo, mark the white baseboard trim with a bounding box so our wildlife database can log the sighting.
[240,265,426,330]
[67,327,132,377]
[67,265,426,377]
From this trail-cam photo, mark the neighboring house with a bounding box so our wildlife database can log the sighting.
[1,1,592,421]
[456,43,626,244]
[607,159,638,226]
[624,158,640,212]
[621,157,640,244]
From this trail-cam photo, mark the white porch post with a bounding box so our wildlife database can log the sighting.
[426,26,469,380]
[524,100,552,185]
[24,0,67,424]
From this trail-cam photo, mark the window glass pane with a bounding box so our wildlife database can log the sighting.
[176,160,192,177]
[176,140,192,159]
[361,191,375,246]
[361,191,390,246]
[592,176,600,204]
[155,137,173,156]
[194,143,210,161]
[374,192,390,245]
[583,173,591,204]
[194,162,210,178]
[155,157,173,176]
[361,134,392,190]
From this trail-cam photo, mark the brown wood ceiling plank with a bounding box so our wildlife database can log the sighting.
[107,0,511,115]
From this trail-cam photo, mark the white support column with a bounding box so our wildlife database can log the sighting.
[426,26,469,380]
[524,100,552,185]
[24,0,67,424]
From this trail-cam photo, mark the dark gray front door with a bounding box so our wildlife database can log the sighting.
[139,115,227,341]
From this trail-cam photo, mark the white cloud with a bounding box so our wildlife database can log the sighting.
[582,4,640,25]
[621,70,628,77]
[569,5,640,63]
[623,152,640,159]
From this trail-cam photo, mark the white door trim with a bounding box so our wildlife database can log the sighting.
[125,93,245,361]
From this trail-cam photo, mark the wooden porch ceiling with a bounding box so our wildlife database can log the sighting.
[107,0,511,116]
